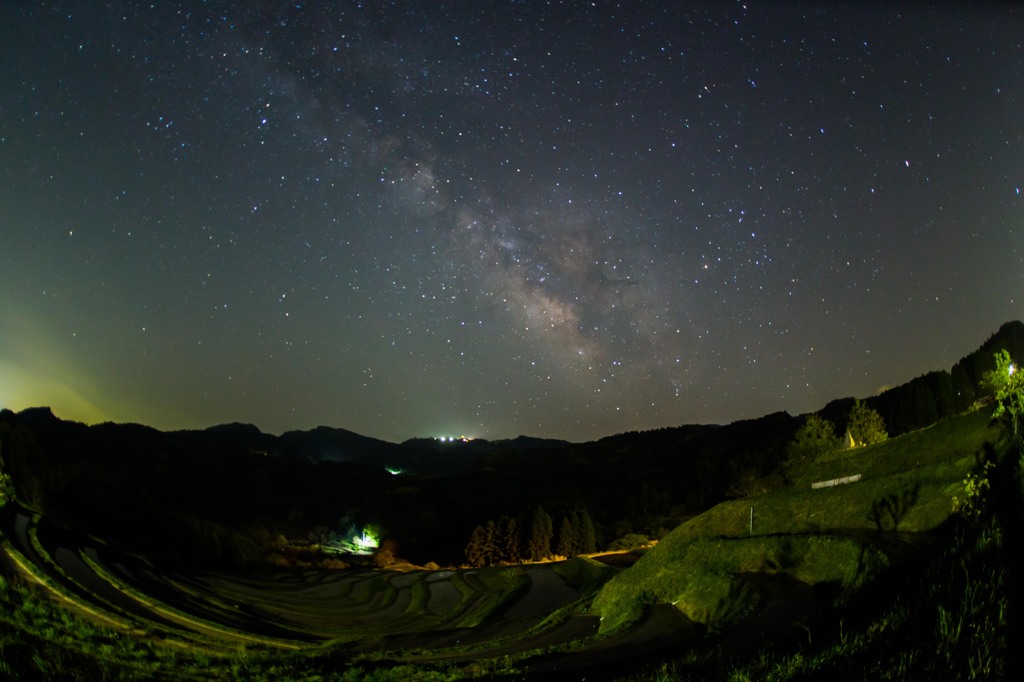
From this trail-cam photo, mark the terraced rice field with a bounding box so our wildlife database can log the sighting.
[2,507,670,675]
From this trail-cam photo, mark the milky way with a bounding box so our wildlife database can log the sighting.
[1,2,1022,441]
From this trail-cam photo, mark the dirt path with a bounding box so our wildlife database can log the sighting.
[501,566,578,620]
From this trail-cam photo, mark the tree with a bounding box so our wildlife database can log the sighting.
[501,515,522,564]
[0,454,11,507]
[556,516,575,558]
[482,520,500,566]
[911,382,939,429]
[464,520,503,567]
[848,399,888,446]
[578,507,598,554]
[374,539,398,568]
[630,482,669,527]
[464,525,487,567]
[0,435,13,507]
[607,533,649,551]
[569,509,584,555]
[984,349,1024,449]
[528,506,553,562]
[784,414,839,482]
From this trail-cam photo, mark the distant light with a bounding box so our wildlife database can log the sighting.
[353,531,379,552]
[322,527,380,555]
[1010,364,1016,376]
[385,466,404,476]
[437,435,472,443]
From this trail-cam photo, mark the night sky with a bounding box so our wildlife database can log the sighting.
[2,2,1022,442]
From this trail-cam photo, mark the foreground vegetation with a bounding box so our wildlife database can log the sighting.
[623,508,1009,681]
[594,409,997,633]
[0,571,312,681]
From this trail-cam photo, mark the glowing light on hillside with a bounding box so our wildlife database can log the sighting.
[322,526,381,555]
[353,530,379,552]
[385,466,404,475]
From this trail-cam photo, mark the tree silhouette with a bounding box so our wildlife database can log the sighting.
[464,525,487,567]
[482,520,500,565]
[501,515,522,564]
[951,363,975,412]
[578,507,597,554]
[556,516,575,558]
[528,505,553,561]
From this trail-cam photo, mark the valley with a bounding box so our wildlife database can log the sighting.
[1,323,1021,679]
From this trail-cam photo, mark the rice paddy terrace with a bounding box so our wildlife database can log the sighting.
[0,505,690,678]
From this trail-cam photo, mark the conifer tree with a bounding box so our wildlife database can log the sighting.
[502,516,522,564]
[929,370,956,419]
[482,519,500,566]
[464,525,487,567]
[569,509,584,556]
[556,516,575,558]
[528,506,553,561]
[578,507,597,554]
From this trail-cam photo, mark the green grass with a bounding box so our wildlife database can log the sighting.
[800,409,998,485]
[454,566,529,627]
[608,505,1010,681]
[552,556,617,595]
[0,570,212,680]
[593,535,889,633]
[593,410,997,635]
[406,574,431,615]
[718,514,1008,681]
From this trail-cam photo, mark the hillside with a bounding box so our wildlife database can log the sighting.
[593,408,999,632]
[1,321,1022,679]
[4,320,1019,571]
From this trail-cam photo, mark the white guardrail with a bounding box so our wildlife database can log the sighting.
[811,474,862,489]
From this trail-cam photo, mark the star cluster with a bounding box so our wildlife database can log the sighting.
[1,2,1022,441]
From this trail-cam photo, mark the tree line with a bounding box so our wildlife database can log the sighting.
[463,505,597,567]
[785,399,888,482]
[867,321,1024,436]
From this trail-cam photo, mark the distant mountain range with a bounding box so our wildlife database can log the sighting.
[2,320,1022,567]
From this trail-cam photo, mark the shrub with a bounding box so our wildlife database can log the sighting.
[785,415,840,482]
[849,399,888,446]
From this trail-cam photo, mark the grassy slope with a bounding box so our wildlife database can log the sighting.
[593,409,998,633]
